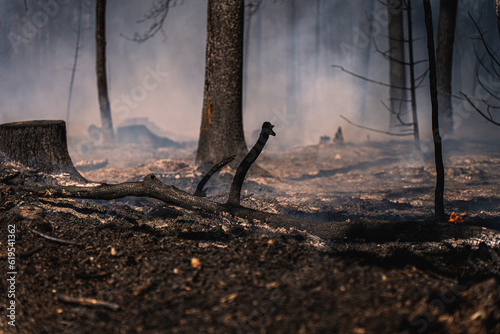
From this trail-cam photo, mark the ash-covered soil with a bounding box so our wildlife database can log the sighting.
[1,139,500,333]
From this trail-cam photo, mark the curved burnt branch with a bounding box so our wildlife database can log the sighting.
[20,173,485,242]
[227,122,275,206]
[19,173,343,239]
[340,115,414,137]
[194,155,236,197]
[460,92,500,126]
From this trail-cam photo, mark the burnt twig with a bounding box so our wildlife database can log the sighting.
[195,155,236,197]
[226,122,275,206]
[340,115,414,137]
[331,65,409,90]
[27,228,79,246]
[57,294,120,311]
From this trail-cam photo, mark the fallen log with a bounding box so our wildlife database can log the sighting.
[16,121,494,242]
[19,173,490,241]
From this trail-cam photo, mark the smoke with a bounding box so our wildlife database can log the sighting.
[0,0,499,162]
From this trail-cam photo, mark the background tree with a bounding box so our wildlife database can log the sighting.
[333,0,425,145]
[460,12,500,126]
[496,0,500,37]
[423,0,445,220]
[96,0,114,144]
[195,0,248,167]
[436,0,458,135]
[387,0,408,130]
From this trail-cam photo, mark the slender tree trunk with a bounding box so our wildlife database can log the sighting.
[314,0,321,80]
[387,0,408,129]
[436,0,458,135]
[96,0,114,144]
[359,0,376,123]
[286,0,299,137]
[407,0,420,148]
[196,0,247,167]
[423,0,445,221]
[67,1,84,124]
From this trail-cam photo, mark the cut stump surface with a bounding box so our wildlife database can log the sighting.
[0,120,85,183]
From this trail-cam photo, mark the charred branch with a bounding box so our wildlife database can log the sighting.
[121,0,182,42]
[195,155,236,197]
[331,65,409,90]
[27,228,80,246]
[340,115,414,137]
[460,93,500,126]
[57,294,120,311]
[462,13,500,126]
[20,172,485,242]
[227,122,275,206]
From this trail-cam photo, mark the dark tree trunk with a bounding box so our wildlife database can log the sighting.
[196,0,247,167]
[0,120,86,183]
[96,0,114,144]
[423,0,446,221]
[496,0,500,38]
[358,0,375,123]
[388,0,408,129]
[436,0,458,135]
[287,0,298,131]
[67,1,84,124]
[407,0,420,147]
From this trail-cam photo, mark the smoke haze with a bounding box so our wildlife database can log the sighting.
[0,0,498,158]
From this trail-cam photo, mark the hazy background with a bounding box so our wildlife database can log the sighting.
[0,0,498,156]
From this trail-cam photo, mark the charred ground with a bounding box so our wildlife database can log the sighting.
[1,139,499,333]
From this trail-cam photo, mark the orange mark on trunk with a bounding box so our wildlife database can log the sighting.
[208,103,212,124]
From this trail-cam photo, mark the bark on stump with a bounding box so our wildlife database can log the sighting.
[0,120,86,183]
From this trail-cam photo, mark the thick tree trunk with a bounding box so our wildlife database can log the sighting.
[196,0,247,167]
[96,0,114,144]
[0,120,86,183]
[388,0,408,129]
[423,0,446,221]
[436,0,458,136]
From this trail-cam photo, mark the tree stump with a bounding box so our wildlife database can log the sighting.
[0,120,86,183]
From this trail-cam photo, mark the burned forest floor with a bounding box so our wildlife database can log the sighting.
[1,138,500,333]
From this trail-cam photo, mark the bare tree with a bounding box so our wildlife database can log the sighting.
[423,0,445,220]
[387,0,408,130]
[333,0,426,145]
[460,12,500,126]
[96,0,114,144]
[436,0,458,135]
[406,0,420,147]
[66,1,84,124]
[196,0,248,167]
